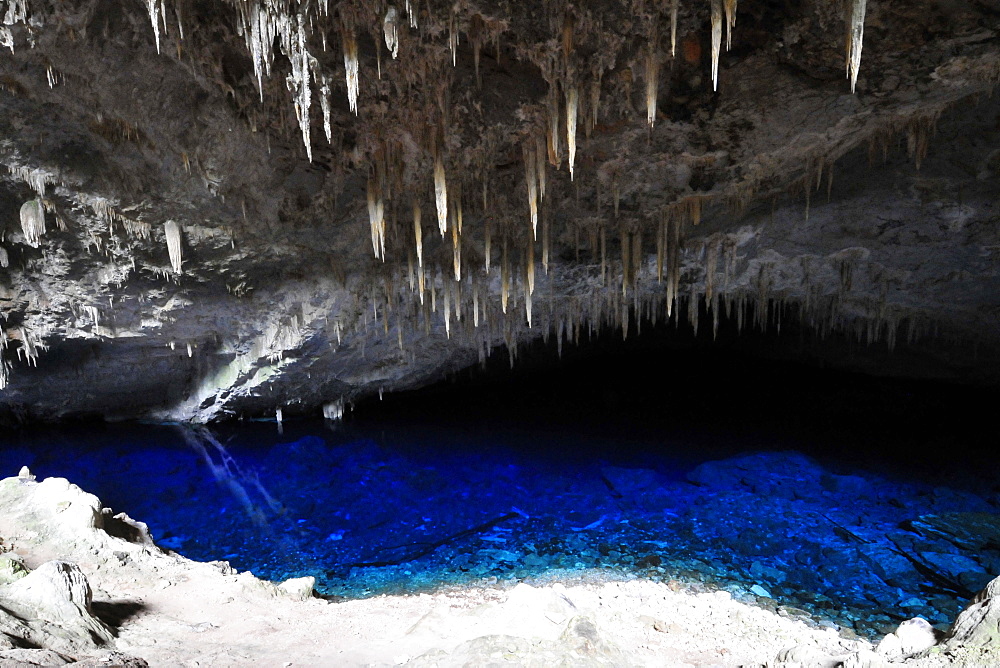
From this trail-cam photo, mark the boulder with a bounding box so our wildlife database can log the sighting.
[0,555,29,586]
[946,574,1000,648]
[278,576,316,601]
[895,617,937,655]
[0,561,113,653]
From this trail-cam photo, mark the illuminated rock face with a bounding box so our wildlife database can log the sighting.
[0,1,998,423]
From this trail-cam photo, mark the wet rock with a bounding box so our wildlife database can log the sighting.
[908,513,1000,551]
[820,473,872,499]
[686,452,824,500]
[915,550,989,594]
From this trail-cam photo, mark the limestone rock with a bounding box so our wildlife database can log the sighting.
[894,617,937,655]
[0,648,74,665]
[0,555,29,586]
[946,574,1000,648]
[278,576,316,601]
[773,643,840,667]
[841,647,889,668]
[0,561,114,653]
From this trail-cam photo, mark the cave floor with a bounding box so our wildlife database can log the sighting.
[2,412,995,641]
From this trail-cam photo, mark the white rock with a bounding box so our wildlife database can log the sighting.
[278,576,316,601]
[842,647,889,668]
[774,644,839,667]
[875,631,903,658]
[896,617,936,655]
[948,574,1000,648]
[0,561,113,652]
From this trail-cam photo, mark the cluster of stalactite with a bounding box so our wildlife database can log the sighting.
[339,223,929,381]
[0,0,899,407]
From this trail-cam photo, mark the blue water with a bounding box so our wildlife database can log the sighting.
[1,408,996,640]
[1,341,997,638]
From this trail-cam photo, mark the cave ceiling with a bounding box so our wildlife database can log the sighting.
[0,0,998,423]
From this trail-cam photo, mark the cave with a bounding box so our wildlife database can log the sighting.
[0,0,999,664]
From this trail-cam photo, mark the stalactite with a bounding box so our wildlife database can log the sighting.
[448,10,458,67]
[547,85,561,167]
[320,78,333,143]
[367,177,385,259]
[501,238,510,314]
[566,84,578,180]
[444,279,451,338]
[535,134,547,203]
[724,0,738,51]
[383,6,399,59]
[645,39,659,128]
[145,0,162,54]
[588,73,601,137]
[711,0,722,91]
[434,149,448,237]
[689,195,702,226]
[413,201,423,268]
[670,0,679,58]
[525,272,533,328]
[485,220,492,273]
[665,215,681,317]
[418,264,425,304]
[343,27,359,114]
[19,199,45,247]
[164,220,182,273]
[523,141,538,239]
[621,228,631,297]
[527,235,535,296]
[470,14,485,87]
[452,214,461,281]
[705,236,720,300]
[846,0,867,93]
[405,0,417,29]
[473,280,480,328]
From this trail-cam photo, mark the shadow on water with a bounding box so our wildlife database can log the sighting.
[1,324,998,638]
